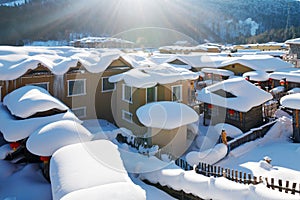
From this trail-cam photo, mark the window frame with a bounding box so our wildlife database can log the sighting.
[67,79,87,97]
[171,85,183,102]
[27,82,49,91]
[71,106,87,118]
[101,77,115,92]
[122,84,133,103]
[146,86,157,103]
[122,110,133,123]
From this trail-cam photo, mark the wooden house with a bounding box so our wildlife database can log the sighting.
[0,46,133,122]
[242,71,270,91]
[283,38,299,67]
[109,64,199,156]
[197,77,273,132]
[233,42,288,52]
[280,93,300,142]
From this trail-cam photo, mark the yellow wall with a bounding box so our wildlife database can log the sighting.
[220,63,253,75]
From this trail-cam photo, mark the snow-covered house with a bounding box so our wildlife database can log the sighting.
[136,102,198,157]
[219,55,293,76]
[109,64,199,155]
[280,93,300,143]
[70,37,135,49]
[197,77,273,132]
[285,38,300,68]
[0,46,134,122]
[242,70,270,90]
[233,42,288,52]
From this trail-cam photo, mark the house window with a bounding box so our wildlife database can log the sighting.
[226,109,240,121]
[122,84,132,103]
[172,85,182,102]
[146,87,157,103]
[102,77,115,92]
[122,110,133,123]
[68,79,86,97]
[28,82,49,91]
[71,107,86,118]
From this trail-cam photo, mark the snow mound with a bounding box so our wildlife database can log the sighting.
[0,103,81,142]
[280,93,300,110]
[26,120,93,157]
[186,143,228,166]
[50,140,146,200]
[136,101,199,130]
[3,85,68,118]
[243,70,269,81]
[214,123,243,138]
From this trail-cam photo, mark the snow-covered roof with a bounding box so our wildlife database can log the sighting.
[3,85,68,118]
[201,68,234,77]
[197,77,273,112]
[109,64,198,88]
[269,71,300,83]
[136,101,199,130]
[280,93,300,110]
[0,46,133,80]
[285,38,300,45]
[50,140,146,200]
[26,120,93,157]
[220,55,293,71]
[242,71,269,81]
[159,44,219,53]
[0,103,81,142]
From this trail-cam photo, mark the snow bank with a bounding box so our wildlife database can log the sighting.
[280,93,300,110]
[214,123,243,138]
[287,87,300,94]
[185,143,228,166]
[197,77,273,112]
[136,101,199,130]
[269,72,300,83]
[50,140,146,200]
[270,86,285,94]
[0,103,81,142]
[139,163,299,200]
[3,85,68,118]
[109,64,198,88]
[26,120,93,157]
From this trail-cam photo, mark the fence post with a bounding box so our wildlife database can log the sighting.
[235,171,238,182]
[243,173,247,184]
[239,172,243,183]
[285,181,289,193]
[291,183,297,195]
[271,178,275,190]
[278,179,282,192]
[265,177,270,188]
[254,176,257,184]
[248,174,252,184]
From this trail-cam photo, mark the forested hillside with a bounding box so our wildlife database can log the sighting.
[0,0,299,46]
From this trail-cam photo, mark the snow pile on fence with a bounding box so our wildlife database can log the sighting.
[139,162,299,200]
[214,123,243,138]
[185,143,228,166]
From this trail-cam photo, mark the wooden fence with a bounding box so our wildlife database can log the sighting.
[175,159,300,195]
[228,120,276,151]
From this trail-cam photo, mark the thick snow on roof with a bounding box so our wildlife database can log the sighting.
[201,68,234,77]
[3,85,68,118]
[0,103,81,142]
[269,71,300,83]
[197,77,273,112]
[243,70,269,81]
[50,140,146,200]
[136,101,199,130]
[285,38,300,44]
[109,64,198,88]
[220,55,293,71]
[280,93,300,110]
[0,46,131,80]
[26,120,93,157]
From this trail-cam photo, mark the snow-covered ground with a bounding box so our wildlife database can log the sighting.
[1,88,300,199]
